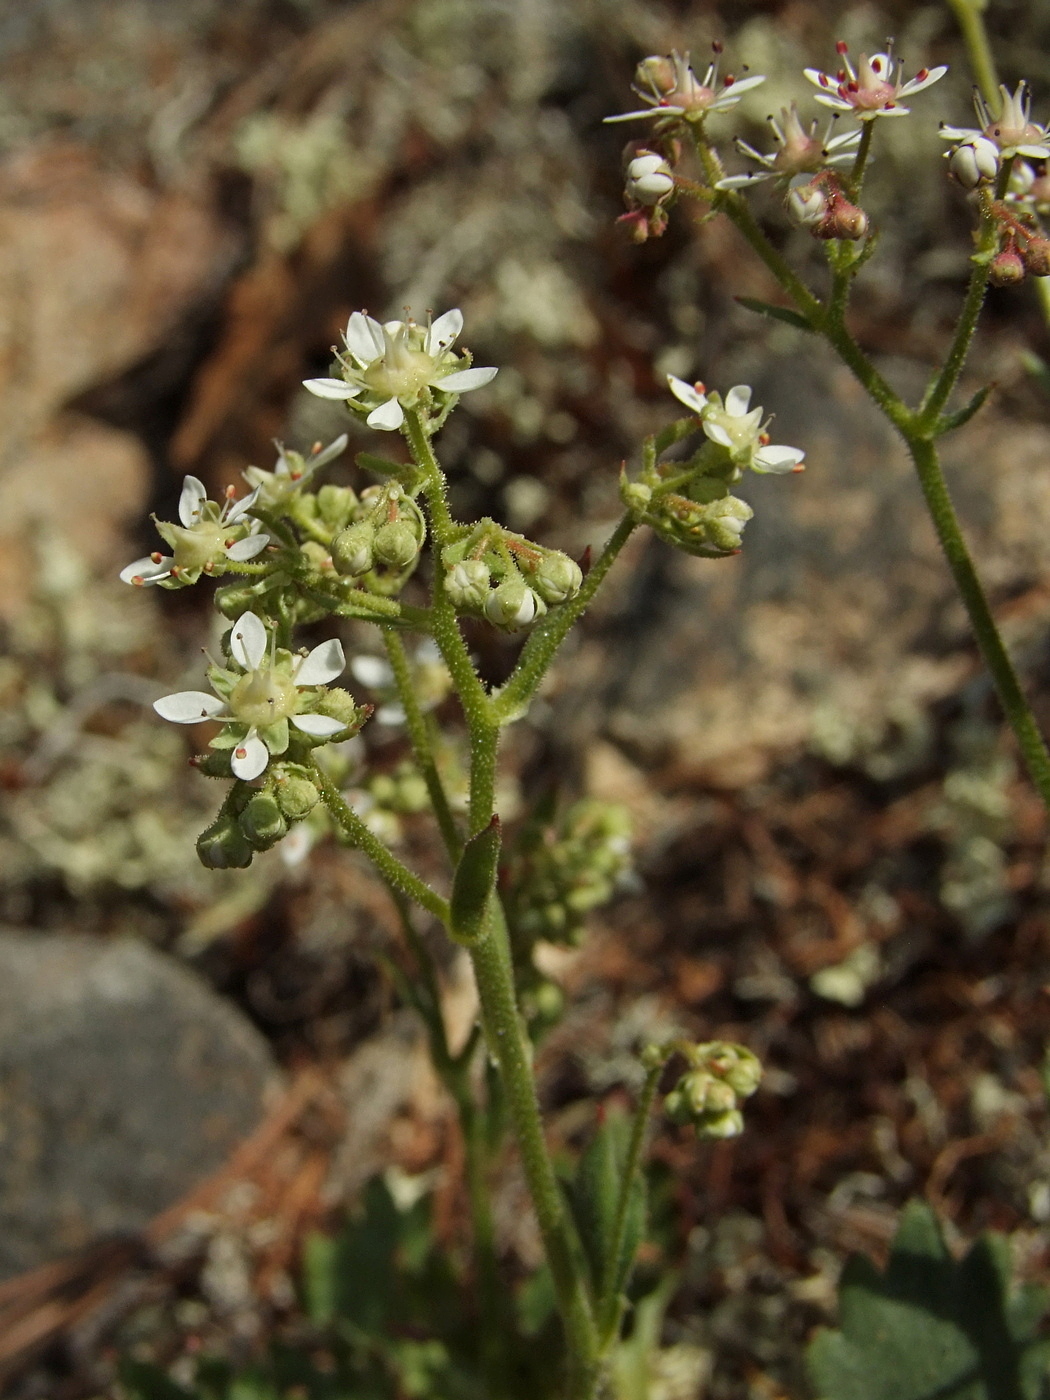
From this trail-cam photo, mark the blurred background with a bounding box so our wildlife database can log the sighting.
[2,0,1050,1395]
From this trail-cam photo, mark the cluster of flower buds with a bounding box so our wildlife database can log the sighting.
[441,520,583,632]
[645,1040,762,1140]
[618,141,678,242]
[195,760,324,869]
[330,481,427,584]
[620,374,802,558]
[503,798,633,949]
[785,171,868,240]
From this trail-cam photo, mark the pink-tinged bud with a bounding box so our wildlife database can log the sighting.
[785,177,828,228]
[988,246,1027,286]
[616,209,653,243]
[1023,236,1050,277]
[625,151,675,205]
[815,197,869,240]
[947,137,1000,189]
[635,54,676,95]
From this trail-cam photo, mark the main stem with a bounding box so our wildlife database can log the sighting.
[906,438,1050,805]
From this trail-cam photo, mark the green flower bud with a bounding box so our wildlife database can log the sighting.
[274,773,320,820]
[192,750,233,778]
[197,812,253,869]
[703,496,753,552]
[239,791,288,850]
[316,484,358,530]
[300,540,332,571]
[696,1108,744,1140]
[704,1043,762,1098]
[374,521,421,569]
[485,578,543,630]
[446,559,491,610]
[620,479,653,513]
[532,551,583,605]
[214,583,267,620]
[332,522,375,576]
[315,687,368,732]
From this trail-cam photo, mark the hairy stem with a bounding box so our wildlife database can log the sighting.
[383,630,462,857]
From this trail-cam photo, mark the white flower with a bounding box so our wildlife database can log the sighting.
[716,104,862,190]
[605,48,764,126]
[121,477,268,587]
[940,81,1050,160]
[804,41,946,120]
[242,434,348,508]
[303,308,498,431]
[667,375,805,475]
[154,611,350,781]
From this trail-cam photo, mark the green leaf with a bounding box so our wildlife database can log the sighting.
[735,296,814,332]
[568,1109,647,1300]
[449,817,501,945]
[936,383,995,435]
[807,1199,1050,1400]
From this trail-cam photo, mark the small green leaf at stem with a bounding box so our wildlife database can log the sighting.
[735,295,815,333]
[935,381,996,436]
[450,816,502,945]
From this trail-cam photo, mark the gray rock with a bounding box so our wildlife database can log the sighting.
[0,930,279,1280]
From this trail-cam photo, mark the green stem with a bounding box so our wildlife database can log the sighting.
[918,259,992,430]
[845,119,875,200]
[468,899,600,1395]
[383,630,462,858]
[312,762,450,921]
[906,438,1050,806]
[596,1066,661,1347]
[494,514,637,724]
[945,0,1000,107]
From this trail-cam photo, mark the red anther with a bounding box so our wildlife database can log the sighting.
[916,67,928,80]
[759,432,770,445]
[723,74,735,86]
[290,470,303,481]
[225,538,236,548]
[694,381,706,394]
[791,463,805,474]
[171,565,181,576]
[836,40,849,54]
[311,440,323,454]
[151,551,164,563]
[235,746,247,759]
[203,562,214,573]
[131,575,144,586]
[225,485,236,499]
[711,39,724,54]
[871,57,883,73]
[189,756,201,767]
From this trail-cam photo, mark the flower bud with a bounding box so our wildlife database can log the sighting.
[634,54,676,96]
[703,495,753,552]
[316,484,358,530]
[620,479,653,513]
[197,812,253,869]
[332,522,375,576]
[989,246,1027,286]
[696,1108,744,1140]
[532,551,583,605]
[1023,236,1050,277]
[785,177,828,228]
[373,520,421,569]
[816,197,868,241]
[484,578,540,630]
[446,559,491,610]
[274,773,320,820]
[315,687,368,731]
[625,151,675,206]
[947,137,1000,189]
[239,791,288,851]
[214,583,265,620]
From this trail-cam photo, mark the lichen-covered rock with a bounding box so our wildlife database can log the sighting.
[0,930,279,1280]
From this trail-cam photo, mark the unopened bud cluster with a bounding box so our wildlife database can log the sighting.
[504,799,633,948]
[660,1041,763,1140]
[331,481,428,586]
[442,520,583,632]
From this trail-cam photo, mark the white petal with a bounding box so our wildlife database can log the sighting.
[754,445,805,474]
[350,655,393,687]
[703,420,734,448]
[435,366,498,393]
[231,733,269,781]
[345,312,384,363]
[710,74,766,105]
[291,712,348,737]
[179,476,208,527]
[715,172,774,190]
[603,107,681,123]
[667,375,708,414]
[308,434,349,469]
[803,68,836,90]
[1015,142,1050,158]
[120,556,171,585]
[230,611,267,671]
[940,124,982,141]
[303,377,362,400]
[426,308,463,355]
[294,637,345,686]
[367,398,405,431]
[725,385,753,416]
[154,691,227,723]
[224,485,260,523]
[813,94,852,112]
[899,65,947,95]
[224,534,270,561]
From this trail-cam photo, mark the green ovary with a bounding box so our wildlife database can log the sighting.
[229,669,298,728]
[170,522,227,572]
[363,350,436,403]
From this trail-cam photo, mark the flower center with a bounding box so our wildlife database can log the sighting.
[706,407,757,449]
[364,349,437,403]
[171,522,227,571]
[229,669,298,728]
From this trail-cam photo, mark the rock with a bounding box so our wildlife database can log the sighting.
[0,930,279,1280]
